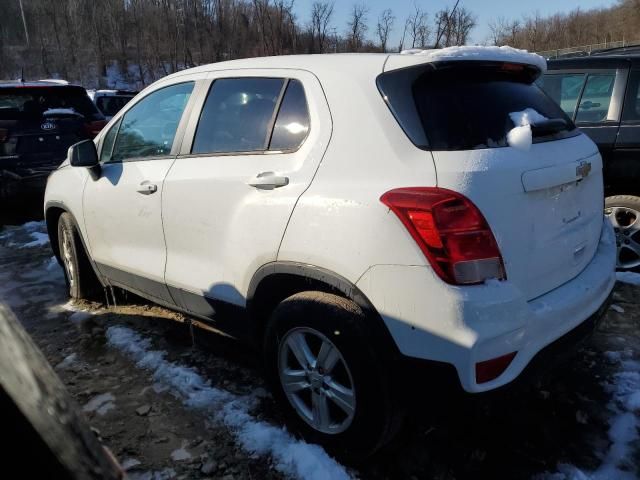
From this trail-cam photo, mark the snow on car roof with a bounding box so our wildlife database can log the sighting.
[387,46,547,73]
[157,46,546,90]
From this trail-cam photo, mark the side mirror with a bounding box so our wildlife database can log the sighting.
[69,140,99,168]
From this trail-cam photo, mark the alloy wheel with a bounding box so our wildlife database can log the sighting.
[605,205,640,269]
[278,327,356,435]
[61,228,75,289]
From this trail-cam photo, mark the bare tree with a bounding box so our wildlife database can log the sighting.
[346,3,368,52]
[376,8,394,52]
[406,4,429,48]
[310,1,334,53]
[488,16,509,45]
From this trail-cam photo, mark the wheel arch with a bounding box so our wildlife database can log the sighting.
[44,201,105,286]
[246,262,399,355]
[44,201,68,263]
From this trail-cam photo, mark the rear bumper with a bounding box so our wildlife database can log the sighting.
[356,219,617,393]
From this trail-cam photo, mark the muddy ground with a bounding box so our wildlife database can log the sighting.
[1,205,638,480]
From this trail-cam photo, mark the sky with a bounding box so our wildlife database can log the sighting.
[292,0,620,47]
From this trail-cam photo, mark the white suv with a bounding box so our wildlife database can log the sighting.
[45,47,616,458]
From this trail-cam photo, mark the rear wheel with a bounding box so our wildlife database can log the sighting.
[57,213,101,300]
[264,291,404,460]
[605,195,640,272]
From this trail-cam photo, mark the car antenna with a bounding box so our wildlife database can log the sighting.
[19,67,25,83]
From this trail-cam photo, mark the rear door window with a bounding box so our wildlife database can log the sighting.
[269,79,310,151]
[378,64,576,151]
[622,70,640,123]
[110,82,193,162]
[538,73,586,117]
[575,73,616,123]
[192,78,284,154]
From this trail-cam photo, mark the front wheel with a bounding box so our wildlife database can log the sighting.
[264,291,404,460]
[605,195,640,272]
[57,212,101,300]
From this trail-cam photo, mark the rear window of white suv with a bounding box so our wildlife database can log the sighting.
[377,62,578,151]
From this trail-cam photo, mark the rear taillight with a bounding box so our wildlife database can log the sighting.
[380,187,506,285]
[475,352,517,383]
[85,120,107,138]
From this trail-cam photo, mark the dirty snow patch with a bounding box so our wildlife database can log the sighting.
[83,392,116,416]
[121,458,142,471]
[21,231,50,248]
[46,256,60,271]
[616,271,640,286]
[69,310,94,324]
[610,304,625,314]
[55,353,78,370]
[506,108,548,151]
[106,325,351,480]
[127,468,176,480]
[170,444,192,461]
[545,352,639,479]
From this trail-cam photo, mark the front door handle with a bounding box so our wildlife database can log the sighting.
[136,181,158,195]
[247,171,289,190]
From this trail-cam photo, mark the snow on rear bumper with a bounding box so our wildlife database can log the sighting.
[356,219,616,393]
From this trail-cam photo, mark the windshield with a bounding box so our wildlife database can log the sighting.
[377,63,578,151]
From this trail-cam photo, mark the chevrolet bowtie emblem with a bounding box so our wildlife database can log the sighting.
[576,161,592,180]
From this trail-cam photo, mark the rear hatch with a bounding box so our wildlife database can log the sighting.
[378,61,603,300]
[0,86,105,175]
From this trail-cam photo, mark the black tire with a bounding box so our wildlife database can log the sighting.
[605,195,640,273]
[264,291,404,461]
[57,213,101,300]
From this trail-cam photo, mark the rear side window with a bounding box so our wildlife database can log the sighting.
[378,64,577,151]
[192,78,284,154]
[575,73,615,123]
[622,70,640,123]
[538,73,586,117]
[269,80,310,151]
[110,82,193,162]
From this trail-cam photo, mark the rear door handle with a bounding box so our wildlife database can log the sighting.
[136,181,158,195]
[248,171,289,190]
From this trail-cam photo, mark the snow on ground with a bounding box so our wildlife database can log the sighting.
[1,221,50,248]
[544,350,640,480]
[22,231,50,248]
[610,304,625,314]
[616,271,640,286]
[55,352,78,370]
[82,392,116,416]
[106,325,351,480]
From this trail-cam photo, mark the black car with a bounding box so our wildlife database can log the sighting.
[540,49,640,271]
[0,81,106,200]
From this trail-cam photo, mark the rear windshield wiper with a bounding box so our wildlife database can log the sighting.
[530,118,568,137]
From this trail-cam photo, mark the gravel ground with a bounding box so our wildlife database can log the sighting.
[0,210,638,480]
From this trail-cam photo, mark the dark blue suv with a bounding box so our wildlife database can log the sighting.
[0,81,106,200]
